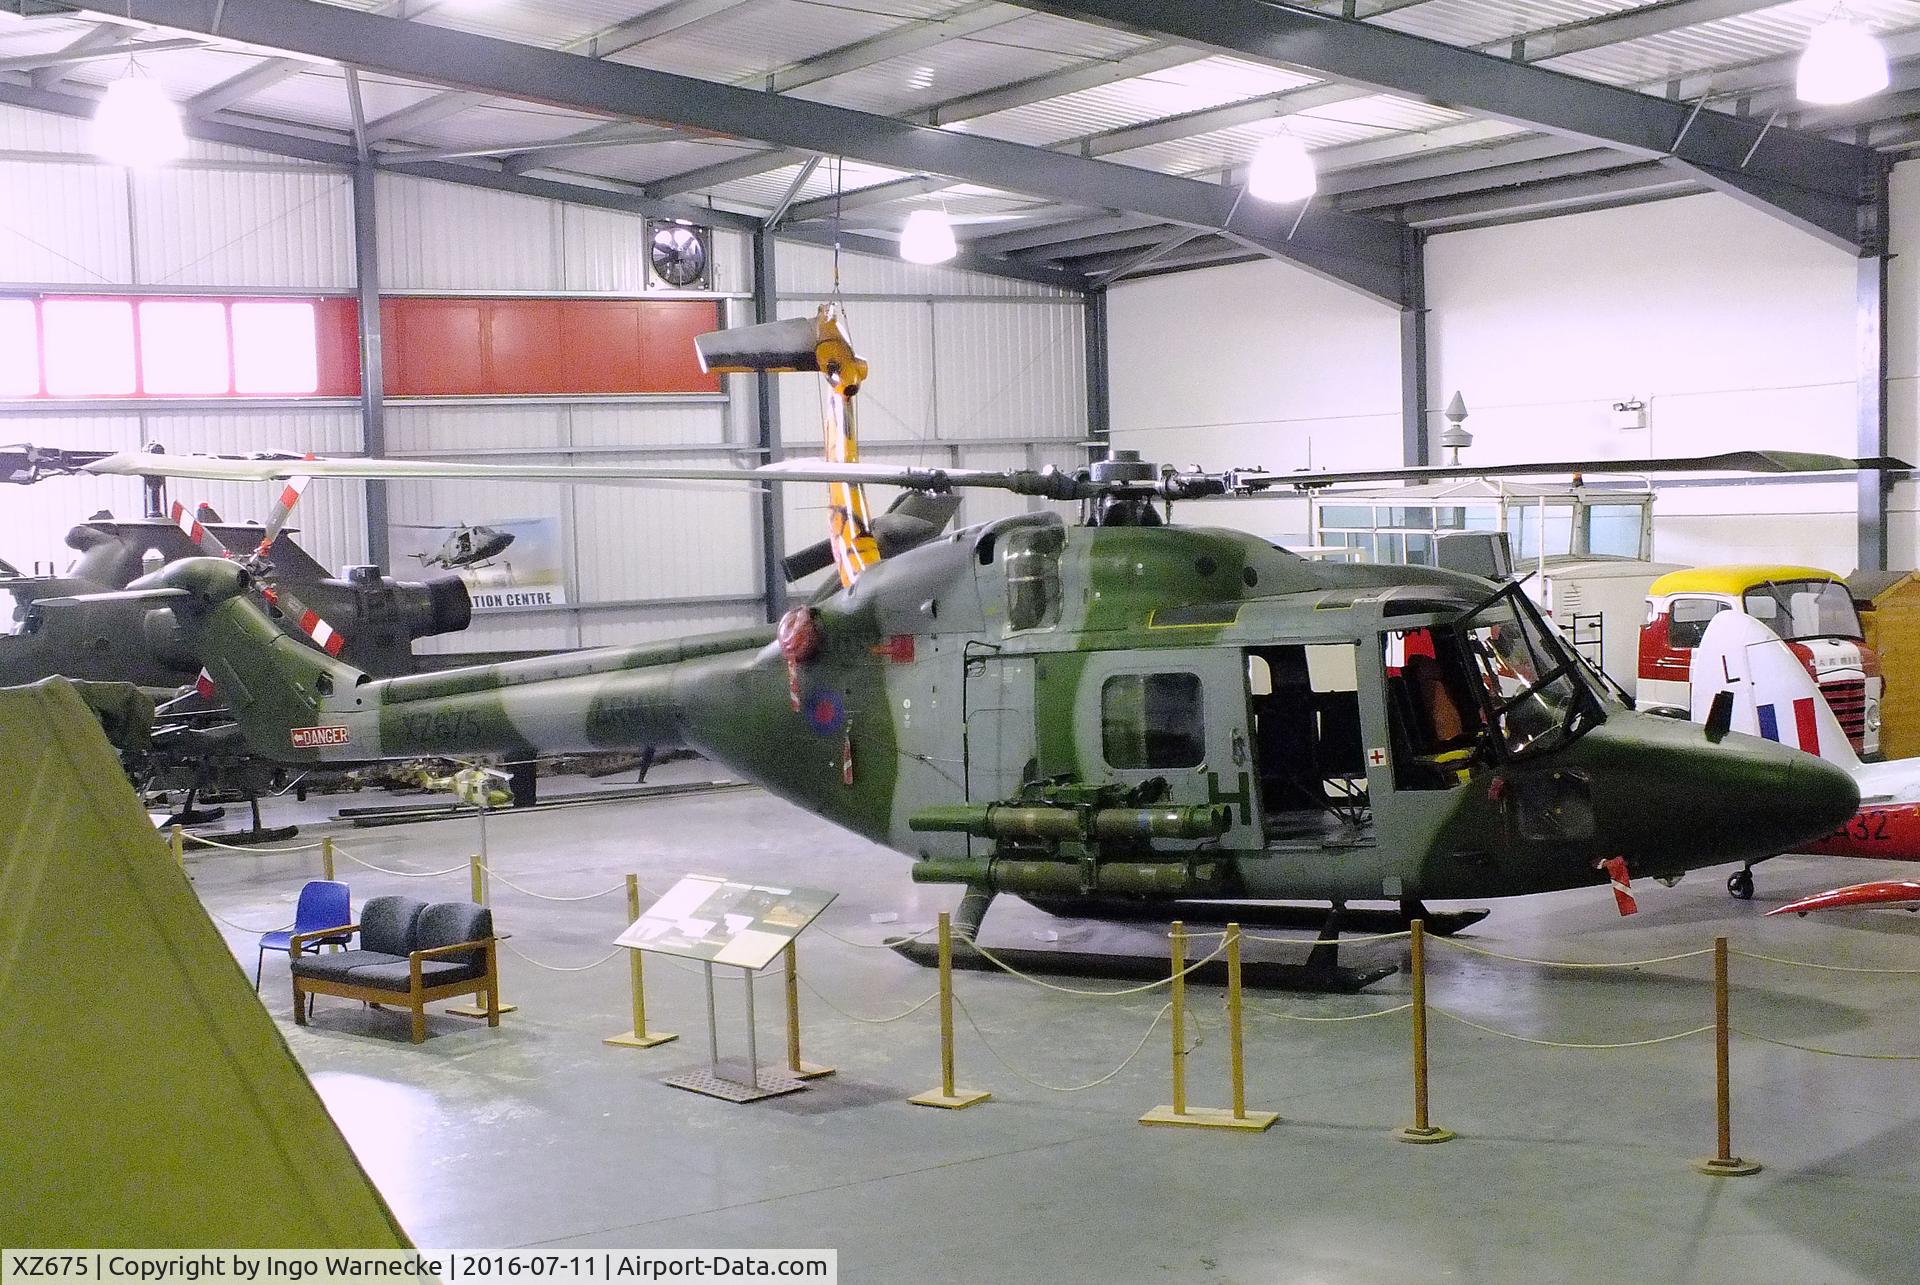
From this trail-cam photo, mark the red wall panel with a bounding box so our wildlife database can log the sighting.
[381,296,723,397]
[313,297,361,397]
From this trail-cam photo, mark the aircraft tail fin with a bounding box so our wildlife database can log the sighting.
[1692,611,1861,770]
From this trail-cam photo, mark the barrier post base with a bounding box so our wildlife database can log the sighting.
[910,1088,990,1110]
[446,1001,518,1017]
[1394,1124,1456,1145]
[1140,1105,1277,1132]
[1693,1156,1762,1177]
[604,1029,678,1049]
[791,1061,836,1080]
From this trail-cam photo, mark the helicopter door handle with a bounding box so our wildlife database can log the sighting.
[1232,730,1247,767]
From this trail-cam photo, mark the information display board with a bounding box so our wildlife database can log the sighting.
[615,875,837,972]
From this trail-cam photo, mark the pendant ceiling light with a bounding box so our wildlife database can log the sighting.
[92,73,186,168]
[899,209,958,265]
[1247,134,1316,203]
[1796,15,1889,105]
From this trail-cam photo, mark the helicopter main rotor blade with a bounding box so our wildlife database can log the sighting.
[91,448,1914,503]
[87,451,1070,495]
[1228,451,1913,492]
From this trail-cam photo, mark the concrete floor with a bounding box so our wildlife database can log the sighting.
[188,767,1920,1284]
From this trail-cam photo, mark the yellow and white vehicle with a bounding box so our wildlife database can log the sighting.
[1640,565,1882,757]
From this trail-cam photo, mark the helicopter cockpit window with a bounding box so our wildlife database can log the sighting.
[1102,672,1205,769]
[1383,628,1484,789]
[1004,523,1066,631]
[1459,587,1602,760]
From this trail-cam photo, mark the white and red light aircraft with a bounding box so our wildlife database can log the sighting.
[1691,611,1920,913]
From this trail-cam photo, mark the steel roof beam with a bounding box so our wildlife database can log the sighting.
[788,0,1794,245]
[1021,223,1180,261]
[184,0,420,119]
[773,223,1092,290]
[969,211,1160,253]
[363,0,759,145]
[522,0,1023,187]
[0,32,196,74]
[26,22,130,89]
[0,73,762,230]
[1012,0,1876,249]
[1402,164,1698,228]
[638,38,1199,194]
[71,0,1404,301]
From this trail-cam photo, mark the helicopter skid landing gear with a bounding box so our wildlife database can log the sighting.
[889,889,1396,993]
[189,794,298,847]
[1727,865,1756,901]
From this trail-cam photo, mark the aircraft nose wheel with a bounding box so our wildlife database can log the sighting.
[1727,867,1755,900]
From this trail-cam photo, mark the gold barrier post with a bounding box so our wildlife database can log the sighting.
[1395,919,1454,1144]
[448,852,517,1017]
[606,873,675,1049]
[783,940,835,1079]
[171,824,186,871]
[1695,936,1760,1176]
[911,911,989,1109]
[321,836,336,883]
[1144,921,1275,1130]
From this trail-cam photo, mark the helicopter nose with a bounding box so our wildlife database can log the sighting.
[1776,752,1861,842]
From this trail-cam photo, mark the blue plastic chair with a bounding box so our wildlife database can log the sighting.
[256,880,354,991]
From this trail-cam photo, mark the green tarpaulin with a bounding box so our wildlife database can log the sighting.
[0,679,410,1247]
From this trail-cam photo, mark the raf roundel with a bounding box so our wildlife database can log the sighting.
[803,688,846,736]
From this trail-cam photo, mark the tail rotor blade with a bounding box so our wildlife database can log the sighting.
[260,583,346,657]
[170,500,232,559]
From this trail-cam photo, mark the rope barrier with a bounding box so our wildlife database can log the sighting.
[798,975,940,1025]
[813,923,940,949]
[1730,1027,1920,1061]
[332,848,471,878]
[475,863,627,903]
[184,834,327,855]
[1431,1006,1713,1050]
[203,907,294,934]
[953,931,1230,997]
[1237,929,1413,948]
[501,940,622,973]
[1432,937,1715,970]
[1729,948,1920,976]
[953,993,1173,1092]
[1248,1001,1415,1024]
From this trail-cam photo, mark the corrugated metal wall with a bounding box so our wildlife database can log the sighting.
[375,173,763,652]
[1,99,1091,662]
[773,241,1088,563]
[0,104,368,576]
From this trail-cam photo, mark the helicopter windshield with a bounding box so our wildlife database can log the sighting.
[1457,585,1602,759]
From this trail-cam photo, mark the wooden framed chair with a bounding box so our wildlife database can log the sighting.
[290,897,502,1044]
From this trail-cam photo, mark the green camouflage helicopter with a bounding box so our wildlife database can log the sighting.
[84,310,1871,973]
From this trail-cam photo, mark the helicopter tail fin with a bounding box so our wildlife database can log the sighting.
[154,557,367,763]
[1691,610,1861,771]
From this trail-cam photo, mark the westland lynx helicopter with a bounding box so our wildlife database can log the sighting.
[84,309,1876,984]
[407,522,515,573]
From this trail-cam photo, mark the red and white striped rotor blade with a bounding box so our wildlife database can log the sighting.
[256,463,315,555]
[260,583,346,657]
[170,500,233,559]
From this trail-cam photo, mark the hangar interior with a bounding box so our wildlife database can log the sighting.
[6,0,1920,1280]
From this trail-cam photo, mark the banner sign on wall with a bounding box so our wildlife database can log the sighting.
[402,516,568,611]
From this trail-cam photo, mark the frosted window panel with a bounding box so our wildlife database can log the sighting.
[232,301,318,394]
[43,299,135,395]
[139,300,230,394]
[0,300,37,395]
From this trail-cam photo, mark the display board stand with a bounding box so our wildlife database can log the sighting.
[663,961,806,1103]
[615,874,837,1107]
